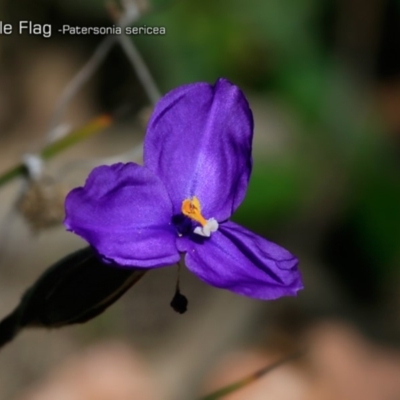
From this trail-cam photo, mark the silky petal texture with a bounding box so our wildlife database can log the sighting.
[177,221,303,299]
[144,78,254,222]
[64,163,180,268]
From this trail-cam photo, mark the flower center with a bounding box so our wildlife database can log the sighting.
[181,196,218,237]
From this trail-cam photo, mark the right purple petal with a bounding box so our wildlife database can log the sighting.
[179,221,303,300]
[64,163,180,268]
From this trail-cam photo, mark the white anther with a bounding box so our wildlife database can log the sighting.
[194,218,219,237]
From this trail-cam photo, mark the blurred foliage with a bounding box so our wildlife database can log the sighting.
[233,159,310,229]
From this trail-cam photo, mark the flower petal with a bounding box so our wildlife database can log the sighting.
[64,163,180,268]
[178,221,303,299]
[144,78,254,221]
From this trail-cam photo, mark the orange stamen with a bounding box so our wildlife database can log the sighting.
[181,196,207,227]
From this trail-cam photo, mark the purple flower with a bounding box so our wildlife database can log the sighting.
[64,78,303,300]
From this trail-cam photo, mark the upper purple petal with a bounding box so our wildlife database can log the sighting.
[177,221,303,300]
[144,78,254,222]
[64,163,180,268]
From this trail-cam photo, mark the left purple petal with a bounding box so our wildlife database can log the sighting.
[178,221,303,300]
[64,163,180,268]
[144,78,254,222]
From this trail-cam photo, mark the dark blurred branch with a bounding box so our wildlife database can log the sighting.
[0,247,146,349]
